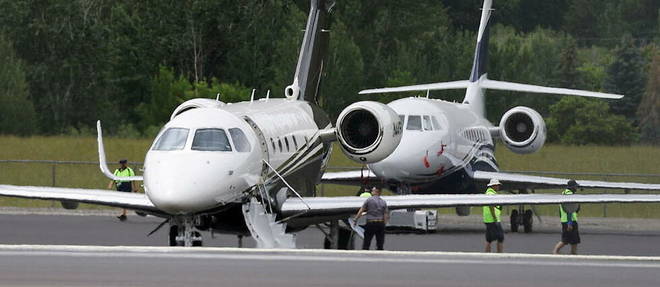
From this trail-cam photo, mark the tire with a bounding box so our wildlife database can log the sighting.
[510,210,519,233]
[337,228,354,250]
[169,225,178,246]
[523,209,533,233]
[192,231,203,247]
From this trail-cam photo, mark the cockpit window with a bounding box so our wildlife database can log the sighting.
[431,116,441,130]
[191,129,232,151]
[229,128,251,152]
[153,128,189,151]
[406,115,422,130]
[422,115,433,131]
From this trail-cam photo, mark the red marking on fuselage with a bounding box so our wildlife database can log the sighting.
[436,143,447,157]
[436,166,445,176]
[423,150,431,168]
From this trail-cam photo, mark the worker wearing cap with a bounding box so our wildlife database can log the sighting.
[355,186,389,250]
[107,159,138,221]
[483,178,504,253]
[553,179,581,255]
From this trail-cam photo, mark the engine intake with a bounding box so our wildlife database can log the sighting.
[499,106,546,154]
[336,101,403,163]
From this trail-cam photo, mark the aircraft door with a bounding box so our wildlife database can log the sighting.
[243,116,269,178]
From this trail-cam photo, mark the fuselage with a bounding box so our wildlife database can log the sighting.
[369,97,498,194]
[143,98,331,215]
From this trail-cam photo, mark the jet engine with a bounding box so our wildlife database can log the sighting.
[170,98,225,120]
[499,106,546,154]
[336,101,403,163]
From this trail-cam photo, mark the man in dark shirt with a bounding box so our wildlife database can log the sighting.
[354,187,389,250]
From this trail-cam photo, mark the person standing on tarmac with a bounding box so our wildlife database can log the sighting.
[107,159,139,221]
[354,186,389,250]
[483,179,504,253]
[359,187,372,198]
[553,179,581,255]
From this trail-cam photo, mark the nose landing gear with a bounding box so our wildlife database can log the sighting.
[169,216,203,246]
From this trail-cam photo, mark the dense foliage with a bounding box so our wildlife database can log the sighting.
[0,0,658,145]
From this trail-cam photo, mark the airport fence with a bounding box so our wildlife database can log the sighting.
[1,160,660,218]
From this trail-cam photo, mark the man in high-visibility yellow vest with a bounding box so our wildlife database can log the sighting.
[553,179,581,254]
[107,159,139,221]
[483,178,504,253]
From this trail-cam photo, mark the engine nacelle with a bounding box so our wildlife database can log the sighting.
[336,101,403,164]
[170,98,225,120]
[499,106,546,154]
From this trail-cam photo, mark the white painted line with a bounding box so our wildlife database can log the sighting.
[1,244,660,264]
[0,250,658,269]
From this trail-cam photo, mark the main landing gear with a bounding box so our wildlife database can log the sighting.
[320,220,355,250]
[169,216,203,246]
[509,189,535,233]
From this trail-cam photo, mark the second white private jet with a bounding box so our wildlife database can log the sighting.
[321,0,660,233]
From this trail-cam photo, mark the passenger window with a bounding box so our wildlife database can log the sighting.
[278,138,283,153]
[153,128,189,151]
[406,115,422,131]
[292,136,299,150]
[422,115,432,131]
[191,129,232,151]
[270,138,276,152]
[229,128,251,153]
[431,116,441,130]
[285,137,290,152]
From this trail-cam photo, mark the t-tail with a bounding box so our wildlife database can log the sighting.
[359,0,623,117]
[284,0,334,103]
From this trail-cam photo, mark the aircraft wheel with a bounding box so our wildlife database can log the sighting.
[169,225,178,246]
[523,209,533,233]
[510,210,519,233]
[192,231,203,247]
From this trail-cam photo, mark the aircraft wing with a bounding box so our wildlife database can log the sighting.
[0,184,163,216]
[472,171,660,191]
[281,193,660,217]
[320,170,378,186]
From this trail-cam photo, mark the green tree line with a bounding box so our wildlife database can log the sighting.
[0,0,658,144]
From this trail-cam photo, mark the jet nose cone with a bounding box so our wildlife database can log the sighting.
[144,152,243,214]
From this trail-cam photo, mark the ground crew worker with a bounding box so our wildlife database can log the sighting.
[359,188,372,198]
[483,178,504,253]
[107,159,138,221]
[354,186,389,250]
[553,179,581,255]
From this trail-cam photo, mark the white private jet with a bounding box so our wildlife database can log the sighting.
[1,0,660,248]
[320,0,660,233]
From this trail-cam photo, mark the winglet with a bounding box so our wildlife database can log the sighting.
[96,121,144,181]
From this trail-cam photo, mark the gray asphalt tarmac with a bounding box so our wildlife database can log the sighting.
[2,213,660,256]
[1,246,659,287]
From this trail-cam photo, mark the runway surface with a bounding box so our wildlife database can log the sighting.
[1,245,659,287]
[2,213,660,256]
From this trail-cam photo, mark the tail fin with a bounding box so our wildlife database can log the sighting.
[285,0,334,102]
[358,0,623,115]
[469,0,492,83]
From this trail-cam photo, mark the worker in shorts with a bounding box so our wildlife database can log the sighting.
[483,179,504,253]
[553,179,581,255]
[107,159,138,221]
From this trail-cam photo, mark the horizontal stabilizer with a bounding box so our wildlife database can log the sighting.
[481,79,623,99]
[359,80,470,95]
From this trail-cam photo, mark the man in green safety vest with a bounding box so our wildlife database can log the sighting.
[483,178,504,253]
[107,159,139,221]
[553,179,581,254]
[359,188,372,198]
